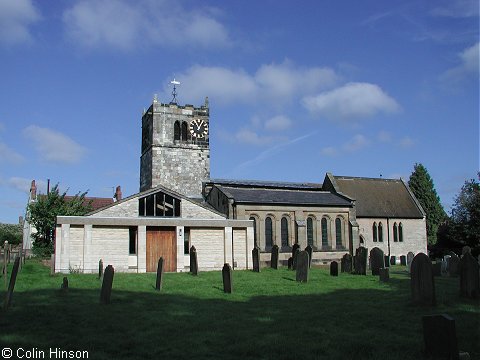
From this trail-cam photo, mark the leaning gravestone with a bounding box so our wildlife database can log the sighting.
[407,252,414,273]
[400,255,407,266]
[459,253,480,299]
[271,245,279,269]
[370,247,384,276]
[354,247,367,275]
[252,247,260,273]
[4,257,20,310]
[295,251,309,283]
[99,259,104,279]
[422,314,468,360]
[305,245,313,268]
[222,263,233,293]
[410,253,436,306]
[287,257,293,270]
[292,248,300,270]
[330,261,338,276]
[442,255,451,274]
[190,246,198,275]
[100,265,114,305]
[341,253,352,273]
[156,257,164,291]
[448,254,460,277]
[379,268,389,282]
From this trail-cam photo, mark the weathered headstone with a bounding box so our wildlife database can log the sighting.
[156,257,164,291]
[287,257,293,270]
[410,253,436,306]
[461,246,471,256]
[295,251,309,282]
[292,248,300,270]
[370,247,384,276]
[341,253,352,273]
[379,267,389,282]
[384,255,390,268]
[443,255,451,274]
[222,263,233,293]
[422,314,461,360]
[99,259,104,279]
[330,261,338,276]
[354,247,367,275]
[390,256,396,265]
[4,257,20,310]
[190,245,198,275]
[305,245,313,268]
[292,243,300,259]
[100,265,114,305]
[61,277,68,291]
[252,247,260,273]
[448,254,460,277]
[400,255,407,266]
[432,262,442,277]
[270,245,279,269]
[407,251,414,273]
[459,253,480,298]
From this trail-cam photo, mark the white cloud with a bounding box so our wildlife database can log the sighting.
[378,130,392,143]
[264,115,292,132]
[0,0,40,45]
[343,134,370,152]
[234,129,280,146]
[399,136,415,149]
[63,0,230,50]
[7,177,47,194]
[320,147,338,157]
[23,125,87,164]
[0,143,24,164]
[430,0,479,18]
[302,82,400,121]
[440,42,479,83]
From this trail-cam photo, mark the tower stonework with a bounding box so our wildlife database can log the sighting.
[140,97,210,196]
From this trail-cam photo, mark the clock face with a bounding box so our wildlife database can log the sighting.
[189,118,208,138]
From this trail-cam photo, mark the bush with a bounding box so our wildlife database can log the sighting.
[32,240,54,258]
[0,223,23,245]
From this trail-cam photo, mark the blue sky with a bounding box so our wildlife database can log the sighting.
[0,0,478,224]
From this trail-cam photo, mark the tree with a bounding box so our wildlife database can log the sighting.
[408,163,446,245]
[0,223,22,245]
[449,173,480,249]
[28,184,93,256]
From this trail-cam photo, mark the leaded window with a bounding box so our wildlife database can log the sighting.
[281,217,289,248]
[393,223,398,242]
[250,217,258,248]
[139,190,181,217]
[174,121,180,140]
[321,217,328,248]
[307,217,314,247]
[373,222,378,242]
[335,218,343,248]
[399,223,403,242]
[265,217,273,249]
[181,122,188,141]
[378,222,383,242]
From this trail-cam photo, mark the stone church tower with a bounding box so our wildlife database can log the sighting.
[140,95,210,196]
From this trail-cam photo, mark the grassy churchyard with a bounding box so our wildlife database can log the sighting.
[0,260,479,360]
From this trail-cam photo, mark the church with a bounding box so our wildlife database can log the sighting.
[52,92,427,273]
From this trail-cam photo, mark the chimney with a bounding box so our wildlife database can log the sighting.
[114,186,122,202]
[30,180,37,200]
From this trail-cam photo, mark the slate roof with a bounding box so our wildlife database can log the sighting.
[207,179,322,190]
[332,176,424,218]
[217,186,352,207]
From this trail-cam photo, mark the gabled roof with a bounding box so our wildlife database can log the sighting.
[331,175,424,218]
[64,196,114,211]
[206,178,323,190]
[217,185,352,207]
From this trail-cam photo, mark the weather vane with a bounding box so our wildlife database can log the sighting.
[170,78,180,103]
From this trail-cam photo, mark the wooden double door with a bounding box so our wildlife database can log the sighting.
[146,227,176,272]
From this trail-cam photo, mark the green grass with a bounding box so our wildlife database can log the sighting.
[0,260,479,360]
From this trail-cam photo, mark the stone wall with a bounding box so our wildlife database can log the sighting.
[190,228,225,270]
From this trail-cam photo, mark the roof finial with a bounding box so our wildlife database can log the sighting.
[170,78,180,104]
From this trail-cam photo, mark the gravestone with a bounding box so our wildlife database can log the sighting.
[295,251,309,282]
[410,253,436,306]
[379,267,389,282]
[100,265,115,305]
[432,262,442,277]
[459,253,480,298]
[270,245,279,269]
[61,277,68,292]
[448,254,460,277]
[330,261,338,276]
[422,314,463,360]
[443,255,451,274]
[305,245,313,268]
[341,253,352,273]
[190,246,198,275]
[292,243,300,259]
[400,255,407,266]
[390,256,396,265]
[4,257,20,310]
[222,263,233,293]
[252,247,260,272]
[292,248,300,270]
[384,255,390,268]
[407,252,414,273]
[99,259,104,279]
[354,247,367,275]
[156,257,164,291]
[461,246,471,256]
[370,247,384,276]
[287,257,293,270]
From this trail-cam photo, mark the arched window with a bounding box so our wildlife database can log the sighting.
[393,222,398,242]
[307,217,315,247]
[321,217,328,248]
[372,222,378,242]
[399,223,403,242]
[265,217,273,249]
[335,217,343,248]
[249,216,257,248]
[378,222,383,242]
[174,121,180,141]
[281,217,289,248]
[181,122,188,141]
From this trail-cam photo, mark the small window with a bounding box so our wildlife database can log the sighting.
[265,217,273,249]
[399,223,403,242]
[393,222,398,242]
[129,227,137,255]
[373,222,378,242]
[281,217,289,248]
[321,217,328,248]
[184,228,190,254]
[174,121,180,141]
[249,217,257,248]
[181,122,188,141]
[307,217,314,247]
[378,222,383,242]
[335,218,343,248]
